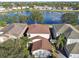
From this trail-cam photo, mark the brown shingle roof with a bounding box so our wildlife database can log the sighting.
[31,36,52,51]
[27,24,50,34]
[0,23,28,38]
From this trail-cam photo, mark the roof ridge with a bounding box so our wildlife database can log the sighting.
[30,35,48,40]
[70,43,79,53]
[66,24,79,33]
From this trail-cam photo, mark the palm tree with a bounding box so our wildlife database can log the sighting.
[18,15,29,23]
[30,10,43,24]
[19,36,30,48]
[56,34,66,50]
[18,36,31,57]
[52,45,58,58]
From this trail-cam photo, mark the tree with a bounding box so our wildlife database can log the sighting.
[2,2,13,10]
[0,20,7,27]
[56,34,66,50]
[13,2,26,13]
[52,45,58,58]
[1,14,17,23]
[30,10,43,24]
[18,37,31,57]
[62,13,78,25]
[18,15,29,23]
[2,2,10,9]
[0,37,30,58]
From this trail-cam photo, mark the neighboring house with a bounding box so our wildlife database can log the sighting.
[65,25,79,45]
[53,24,69,37]
[33,5,53,10]
[53,24,79,45]
[63,7,68,10]
[0,6,5,11]
[31,36,52,58]
[66,29,79,45]
[30,36,48,43]
[47,7,52,10]
[57,7,62,10]
[26,6,29,8]
[0,23,28,43]
[68,7,73,10]
[12,7,17,10]
[0,35,9,43]
[27,24,50,39]
[75,25,79,30]
[52,7,57,10]
[33,6,44,10]
[66,43,79,58]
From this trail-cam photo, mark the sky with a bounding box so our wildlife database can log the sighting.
[0,0,79,2]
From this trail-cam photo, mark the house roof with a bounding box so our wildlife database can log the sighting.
[30,36,48,40]
[75,25,79,30]
[54,24,79,39]
[31,36,52,51]
[53,24,63,32]
[67,24,79,39]
[71,43,79,54]
[57,24,70,34]
[0,23,28,38]
[53,24,70,34]
[64,27,73,38]
[27,24,50,34]
[64,25,79,39]
[68,30,79,39]
[67,43,79,54]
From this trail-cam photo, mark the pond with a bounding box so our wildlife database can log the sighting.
[0,11,78,24]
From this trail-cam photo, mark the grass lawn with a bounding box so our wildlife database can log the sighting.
[47,10,79,12]
[1,8,79,13]
[27,9,79,12]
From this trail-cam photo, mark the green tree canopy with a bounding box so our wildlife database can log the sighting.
[2,2,12,9]
[56,34,66,50]
[0,20,7,27]
[30,10,43,24]
[18,15,29,23]
[51,45,58,58]
[0,37,30,58]
[62,13,78,25]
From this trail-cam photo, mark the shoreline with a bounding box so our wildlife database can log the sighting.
[0,8,79,13]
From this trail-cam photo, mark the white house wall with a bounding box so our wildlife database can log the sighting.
[0,36,8,43]
[69,54,79,58]
[32,49,51,58]
[67,39,79,45]
[27,33,50,39]
[56,32,61,37]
